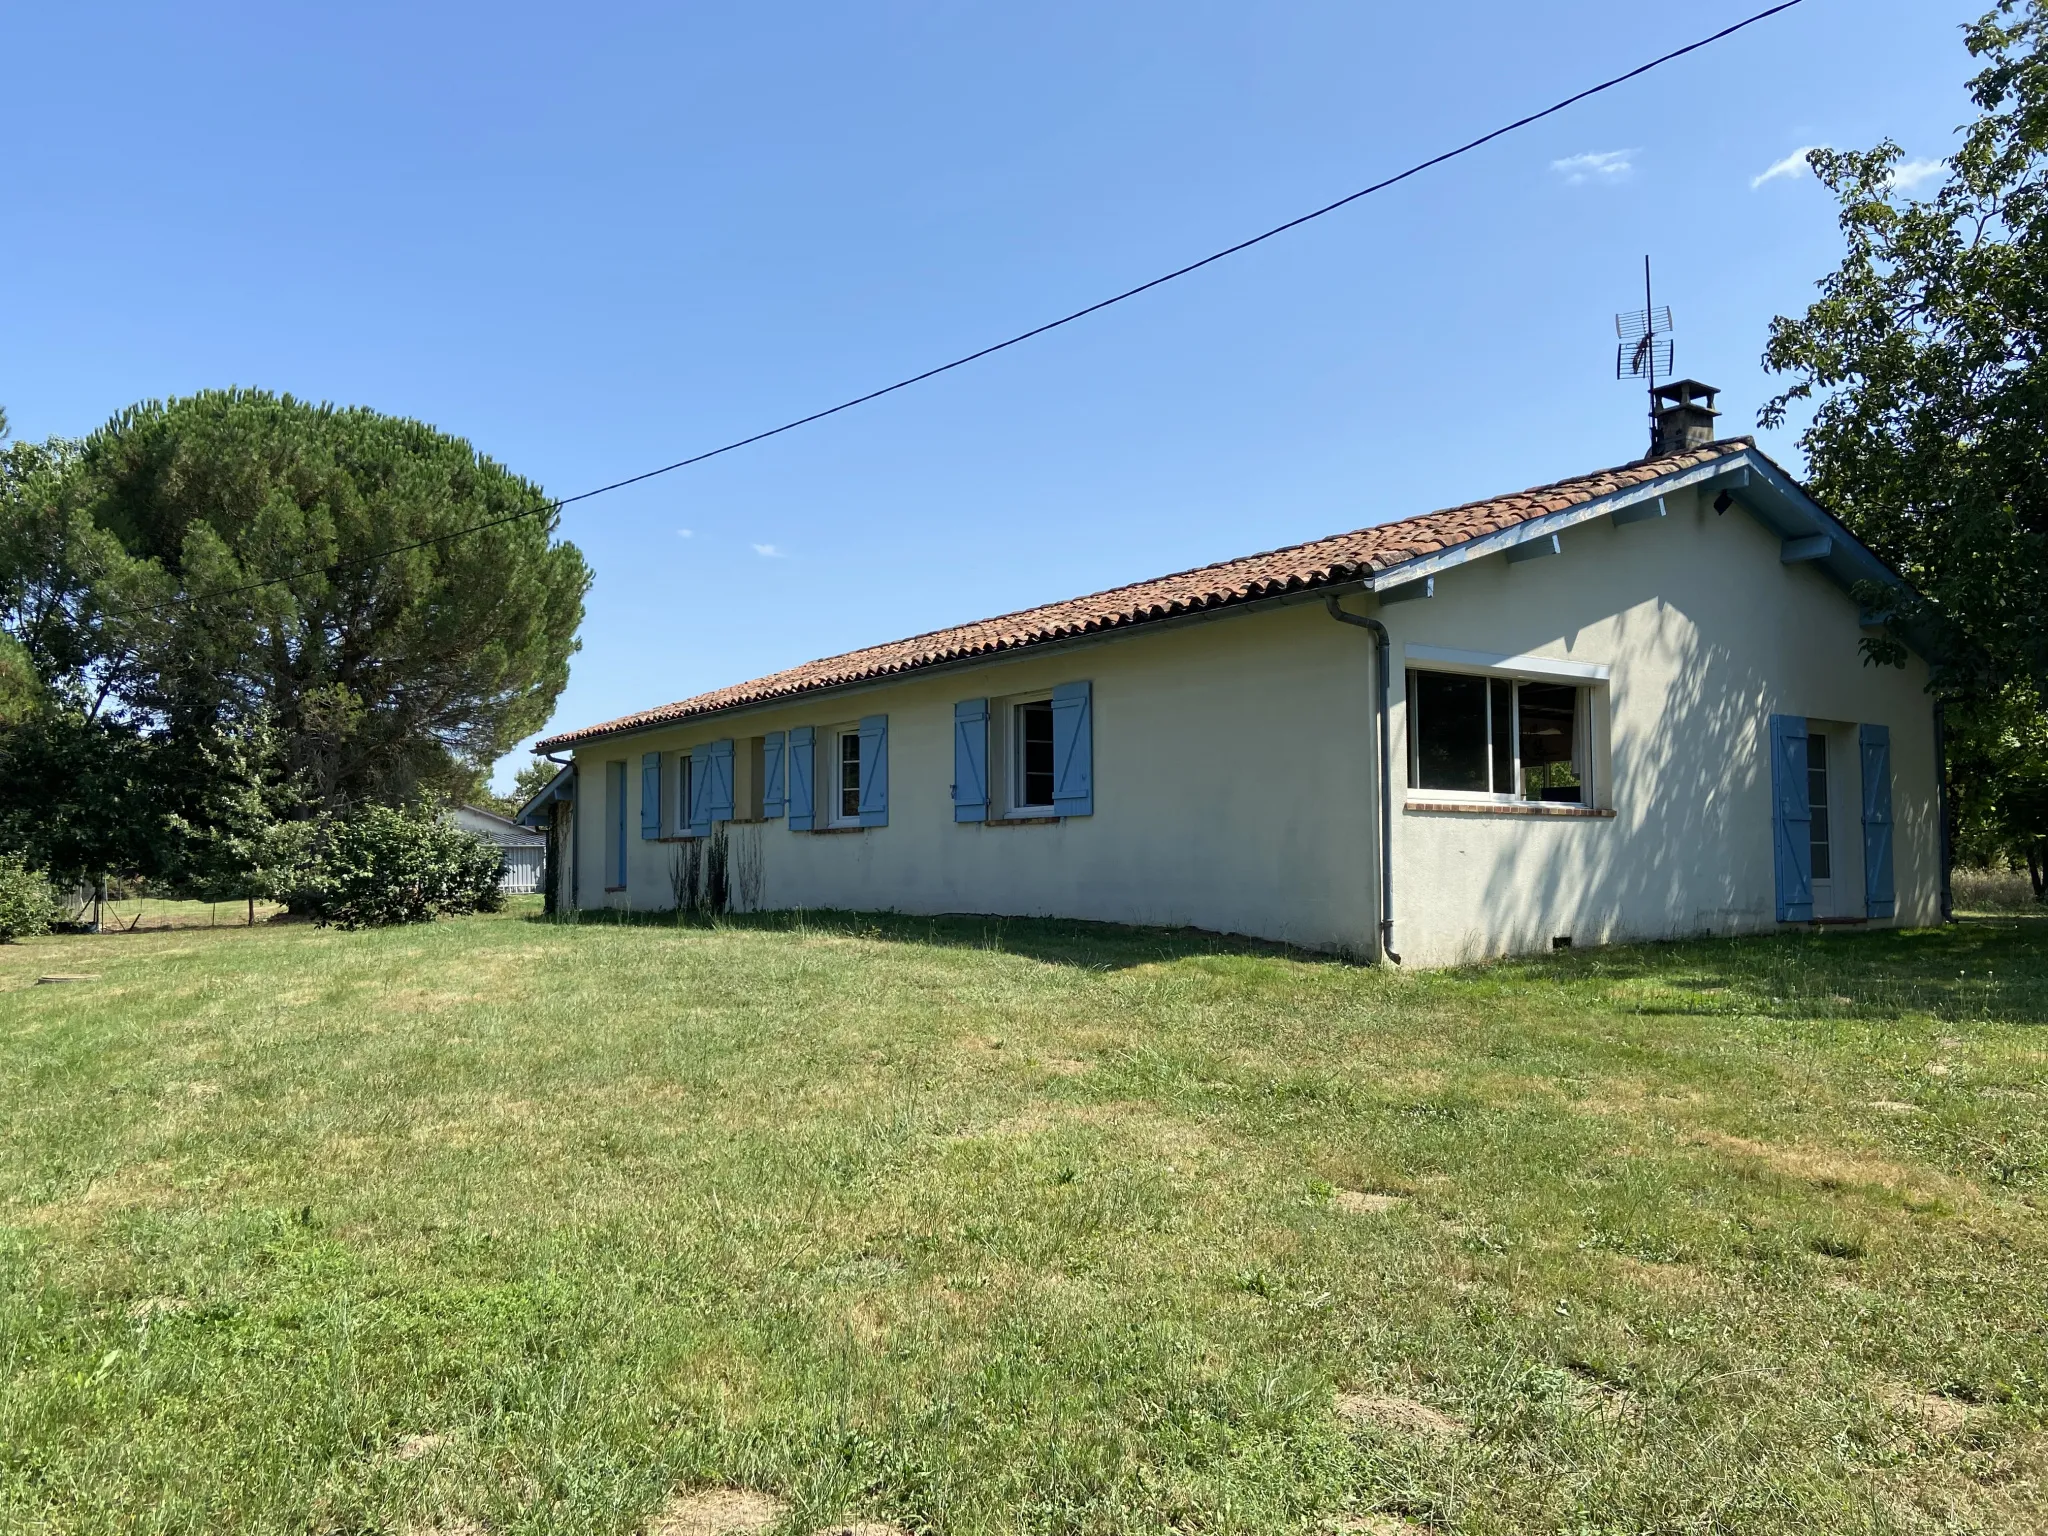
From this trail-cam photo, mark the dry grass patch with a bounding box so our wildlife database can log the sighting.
[1609,1254,1710,1294]
[1689,1128,1939,1197]
[647,1487,789,1535]
[1334,1391,1465,1438]
[1332,1189,1407,1215]
[21,1160,179,1234]
[1891,1387,1983,1436]
[125,1295,191,1323]
[391,1432,448,1462]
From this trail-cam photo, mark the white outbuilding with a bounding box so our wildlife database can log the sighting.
[446,804,547,894]
[526,393,1944,966]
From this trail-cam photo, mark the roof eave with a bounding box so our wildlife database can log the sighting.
[535,575,1377,751]
[513,764,576,826]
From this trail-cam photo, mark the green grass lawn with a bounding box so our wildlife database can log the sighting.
[1,903,2044,1535]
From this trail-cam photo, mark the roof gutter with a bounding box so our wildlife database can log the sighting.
[1325,594,1400,965]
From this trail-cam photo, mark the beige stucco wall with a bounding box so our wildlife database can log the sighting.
[1378,484,1940,966]
[565,482,1940,966]
[569,600,1386,954]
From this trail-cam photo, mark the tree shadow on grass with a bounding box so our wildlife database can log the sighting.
[524,904,1356,972]
[521,906,2048,1019]
[1478,915,2048,1026]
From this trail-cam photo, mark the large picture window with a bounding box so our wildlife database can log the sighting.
[1408,669,1584,803]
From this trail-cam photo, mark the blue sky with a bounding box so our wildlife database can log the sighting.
[3,0,1983,788]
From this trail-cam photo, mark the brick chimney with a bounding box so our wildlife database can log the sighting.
[1650,379,1720,457]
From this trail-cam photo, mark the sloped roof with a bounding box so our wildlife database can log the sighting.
[538,437,1752,750]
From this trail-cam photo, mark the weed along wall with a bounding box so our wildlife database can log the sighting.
[569,600,1385,954]
[1376,483,1941,967]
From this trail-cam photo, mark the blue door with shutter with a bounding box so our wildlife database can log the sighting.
[762,731,786,819]
[857,715,889,827]
[708,739,735,822]
[788,726,815,830]
[953,700,989,822]
[688,743,713,837]
[1051,681,1093,817]
[1769,714,1813,921]
[1859,724,1896,918]
[640,752,662,840]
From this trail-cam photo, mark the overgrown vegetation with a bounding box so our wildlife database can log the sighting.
[282,804,505,929]
[1,910,2043,1533]
[1765,0,2048,888]
[0,852,58,941]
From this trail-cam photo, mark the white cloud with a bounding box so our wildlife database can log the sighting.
[1752,146,1825,189]
[751,543,783,558]
[1752,145,1944,193]
[1889,157,1944,191]
[1551,149,1635,186]
[676,528,693,538]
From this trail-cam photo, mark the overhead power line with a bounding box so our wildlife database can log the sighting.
[181,0,1806,609]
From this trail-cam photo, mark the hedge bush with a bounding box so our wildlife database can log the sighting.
[0,854,61,941]
[289,806,505,930]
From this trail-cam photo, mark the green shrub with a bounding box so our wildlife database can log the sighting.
[289,806,505,930]
[0,854,61,941]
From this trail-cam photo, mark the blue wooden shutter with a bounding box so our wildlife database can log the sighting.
[788,726,815,831]
[689,743,713,837]
[640,752,662,840]
[762,731,786,819]
[1769,714,1813,921]
[857,714,889,827]
[953,700,989,822]
[1859,723,1896,918]
[709,739,736,822]
[1051,680,1094,817]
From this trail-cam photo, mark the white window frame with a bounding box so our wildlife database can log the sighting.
[1405,664,1595,808]
[826,723,864,828]
[1006,693,1058,817]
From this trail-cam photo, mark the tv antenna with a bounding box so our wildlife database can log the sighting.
[1615,255,1673,450]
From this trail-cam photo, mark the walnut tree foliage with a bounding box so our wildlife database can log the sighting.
[1763,1,2048,887]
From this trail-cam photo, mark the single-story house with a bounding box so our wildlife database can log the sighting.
[447,804,547,894]
[522,385,1944,966]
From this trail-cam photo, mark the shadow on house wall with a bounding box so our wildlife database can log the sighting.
[1400,569,1938,965]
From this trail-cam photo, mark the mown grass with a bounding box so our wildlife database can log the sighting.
[0,902,2044,1535]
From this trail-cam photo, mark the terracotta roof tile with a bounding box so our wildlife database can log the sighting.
[538,438,1751,749]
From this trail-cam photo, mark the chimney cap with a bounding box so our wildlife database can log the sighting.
[1651,379,1720,414]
